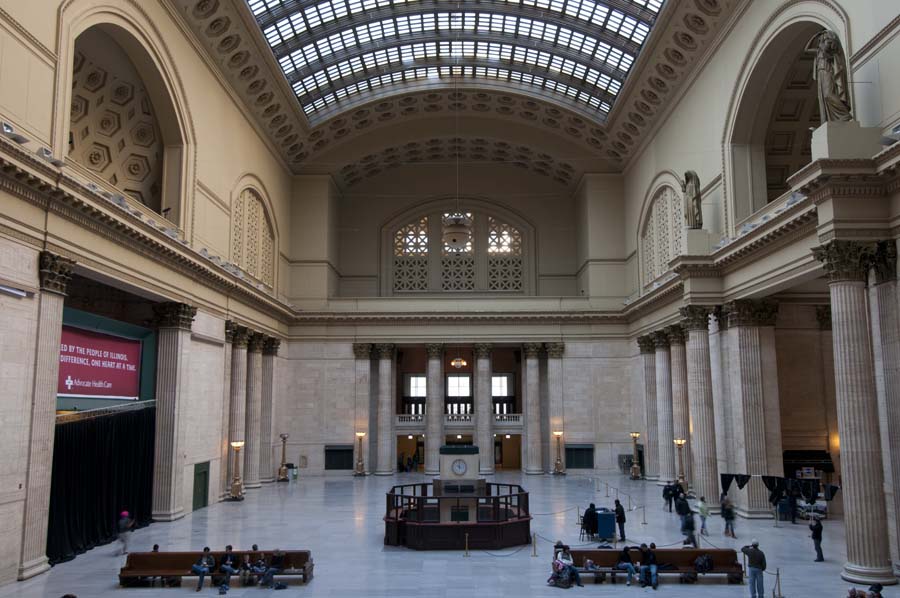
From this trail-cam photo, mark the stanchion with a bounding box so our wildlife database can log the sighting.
[532,533,538,557]
[464,533,470,557]
[628,496,631,510]
[605,482,610,497]
[773,506,779,528]
[615,488,619,501]
[575,505,581,525]
[641,505,647,525]
[772,567,784,598]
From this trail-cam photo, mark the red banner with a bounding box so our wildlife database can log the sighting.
[57,326,142,400]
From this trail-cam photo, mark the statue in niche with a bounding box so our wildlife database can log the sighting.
[806,29,852,123]
[681,170,702,229]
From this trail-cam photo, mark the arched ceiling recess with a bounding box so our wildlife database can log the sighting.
[247,0,663,124]
[334,136,580,189]
[176,0,739,171]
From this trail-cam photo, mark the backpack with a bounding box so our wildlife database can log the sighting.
[694,554,713,574]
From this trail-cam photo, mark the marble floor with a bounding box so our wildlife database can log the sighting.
[4,471,895,597]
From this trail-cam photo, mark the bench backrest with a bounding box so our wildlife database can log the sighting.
[571,548,739,569]
[121,550,311,574]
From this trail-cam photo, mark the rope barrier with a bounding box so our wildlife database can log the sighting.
[531,506,577,516]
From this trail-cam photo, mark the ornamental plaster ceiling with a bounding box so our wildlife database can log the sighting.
[169,0,742,175]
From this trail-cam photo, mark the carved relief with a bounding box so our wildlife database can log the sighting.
[38,251,76,295]
[812,240,875,283]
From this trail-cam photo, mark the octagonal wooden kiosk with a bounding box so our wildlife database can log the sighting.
[383,446,531,550]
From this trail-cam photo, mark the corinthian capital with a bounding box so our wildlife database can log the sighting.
[872,240,898,285]
[376,343,395,359]
[650,330,669,349]
[522,342,542,358]
[679,305,710,331]
[263,336,281,356]
[38,251,75,295]
[425,343,443,359]
[247,331,266,353]
[474,343,492,359]
[637,335,655,354]
[152,302,196,330]
[352,343,372,359]
[725,299,778,328]
[665,324,685,345]
[812,240,875,283]
[545,342,565,358]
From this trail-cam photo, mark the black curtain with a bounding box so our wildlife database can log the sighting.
[47,406,155,565]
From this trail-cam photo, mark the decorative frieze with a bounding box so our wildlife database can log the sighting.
[474,343,492,358]
[872,240,898,285]
[679,305,710,331]
[812,240,875,283]
[523,342,542,358]
[665,324,686,345]
[352,343,372,359]
[816,306,832,331]
[376,343,396,359]
[38,251,75,295]
[425,343,443,359]
[725,299,778,328]
[545,342,565,358]
[247,331,266,353]
[262,337,281,356]
[637,335,655,354]
[152,302,197,330]
[650,330,670,348]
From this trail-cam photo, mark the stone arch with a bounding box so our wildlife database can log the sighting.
[55,0,196,228]
[722,1,849,227]
[637,171,683,292]
[230,176,278,289]
[380,196,536,296]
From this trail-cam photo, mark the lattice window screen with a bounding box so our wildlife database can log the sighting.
[232,188,275,288]
[441,255,476,291]
[393,217,429,292]
[394,217,428,256]
[487,217,523,291]
[641,186,683,288]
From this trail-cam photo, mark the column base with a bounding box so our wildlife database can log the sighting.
[424,468,439,476]
[735,507,773,519]
[244,481,262,490]
[644,474,659,482]
[480,468,495,475]
[260,478,275,484]
[374,470,394,476]
[17,557,50,581]
[524,468,544,475]
[152,508,185,522]
[841,562,898,586]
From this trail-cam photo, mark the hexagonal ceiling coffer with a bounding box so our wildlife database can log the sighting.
[85,142,111,172]
[70,95,89,123]
[97,110,122,137]
[123,154,152,182]
[130,122,157,147]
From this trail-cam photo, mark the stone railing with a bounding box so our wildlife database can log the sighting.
[444,414,473,427]
[494,413,522,423]
[395,414,425,428]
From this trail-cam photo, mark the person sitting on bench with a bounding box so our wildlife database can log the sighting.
[191,547,216,592]
[638,543,658,589]
[218,545,239,591]
[582,503,599,539]
[259,549,285,588]
[616,546,637,586]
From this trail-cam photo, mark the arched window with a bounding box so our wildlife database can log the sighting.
[385,203,532,295]
[232,188,276,288]
[640,185,682,288]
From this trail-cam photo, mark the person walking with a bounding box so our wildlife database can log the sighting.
[722,498,736,538]
[117,511,134,555]
[696,496,710,535]
[663,482,674,512]
[683,512,698,548]
[614,499,627,541]
[741,539,766,598]
[810,515,824,561]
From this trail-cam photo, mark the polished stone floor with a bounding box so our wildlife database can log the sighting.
[3,471,895,597]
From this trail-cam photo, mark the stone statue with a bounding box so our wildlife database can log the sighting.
[806,30,852,123]
[681,170,702,229]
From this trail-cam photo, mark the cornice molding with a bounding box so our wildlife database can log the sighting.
[292,310,623,325]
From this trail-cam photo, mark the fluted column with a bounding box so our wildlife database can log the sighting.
[17,252,74,580]
[474,343,494,474]
[523,342,543,474]
[710,307,734,487]
[667,325,691,486]
[726,299,780,516]
[243,332,264,489]
[652,331,675,483]
[259,337,280,483]
[681,306,719,508]
[814,241,895,585]
[546,342,565,473]
[227,326,249,487]
[375,343,396,475]
[425,343,444,475]
[637,336,658,481]
[219,321,235,499]
[151,301,197,521]
[353,343,373,474]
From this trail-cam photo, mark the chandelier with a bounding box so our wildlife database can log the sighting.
[442,213,472,252]
[451,356,467,369]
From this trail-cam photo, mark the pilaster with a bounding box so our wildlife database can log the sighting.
[375,343,396,475]
[637,335,658,481]
[353,343,373,474]
[227,326,249,487]
[219,321,235,499]
[546,342,565,473]
[425,343,444,475]
[474,343,494,474]
[666,325,691,486]
[259,337,280,483]
[243,332,265,489]
[651,331,675,484]
[523,342,543,474]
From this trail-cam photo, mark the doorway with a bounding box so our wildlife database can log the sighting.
[397,435,424,472]
[494,434,522,470]
[192,461,209,511]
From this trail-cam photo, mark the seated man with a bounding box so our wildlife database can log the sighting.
[582,503,599,539]
[615,545,637,586]
[638,543,658,589]
[191,547,216,592]
[218,545,239,590]
[259,548,285,588]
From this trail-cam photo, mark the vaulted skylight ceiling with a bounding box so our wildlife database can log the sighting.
[248,0,663,124]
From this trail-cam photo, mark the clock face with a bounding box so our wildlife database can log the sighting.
[451,458,467,476]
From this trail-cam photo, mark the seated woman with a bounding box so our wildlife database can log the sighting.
[616,546,637,586]
[547,542,583,588]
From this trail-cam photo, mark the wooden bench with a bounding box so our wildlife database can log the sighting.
[119,550,314,587]
[570,548,743,585]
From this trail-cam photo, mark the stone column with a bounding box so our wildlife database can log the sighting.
[375,343,396,475]
[667,325,691,486]
[814,241,895,584]
[474,343,494,474]
[219,321,235,499]
[17,251,74,580]
[523,342,543,474]
[227,326,249,486]
[425,343,444,475]
[243,332,264,489]
[652,331,676,484]
[681,306,719,508]
[637,336,659,481]
[710,307,734,489]
[259,337,280,483]
[546,342,565,473]
[151,301,197,521]
[353,343,373,474]
[725,299,780,517]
